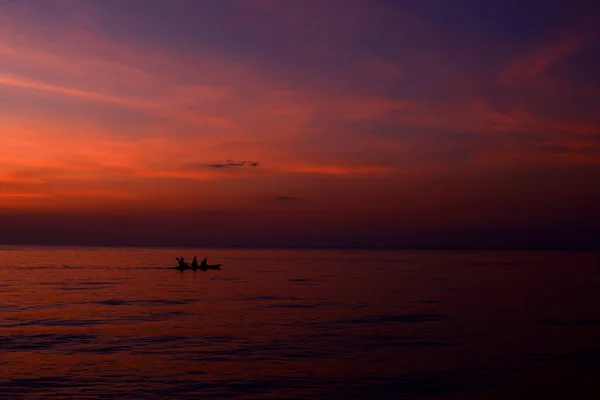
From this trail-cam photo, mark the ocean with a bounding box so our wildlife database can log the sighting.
[1,246,599,399]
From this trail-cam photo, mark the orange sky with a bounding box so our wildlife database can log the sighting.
[1,0,599,248]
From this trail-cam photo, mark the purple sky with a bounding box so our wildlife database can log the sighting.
[1,0,599,248]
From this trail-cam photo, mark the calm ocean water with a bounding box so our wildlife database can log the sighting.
[1,247,599,399]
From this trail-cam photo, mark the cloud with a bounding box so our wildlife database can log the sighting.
[500,37,586,85]
[275,196,298,201]
[499,18,598,86]
[208,160,261,168]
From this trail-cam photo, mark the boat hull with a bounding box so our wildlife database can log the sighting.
[194,264,222,270]
[174,264,221,271]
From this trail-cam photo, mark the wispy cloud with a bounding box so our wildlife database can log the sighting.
[275,196,299,201]
[499,18,598,85]
[207,160,261,168]
[500,37,587,85]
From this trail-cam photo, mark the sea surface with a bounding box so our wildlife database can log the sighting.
[1,247,599,399]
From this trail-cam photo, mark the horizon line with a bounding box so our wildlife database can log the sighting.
[0,243,598,252]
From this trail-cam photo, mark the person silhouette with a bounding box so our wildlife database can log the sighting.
[177,257,187,269]
[201,258,208,268]
[191,255,199,269]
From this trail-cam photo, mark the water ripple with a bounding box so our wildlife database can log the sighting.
[339,313,445,325]
[96,299,196,306]
[537,318,600,327]
[1,333,98,352]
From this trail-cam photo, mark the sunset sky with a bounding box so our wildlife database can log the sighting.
[1,0,599,248]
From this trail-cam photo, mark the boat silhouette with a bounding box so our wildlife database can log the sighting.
[174,257,221,271]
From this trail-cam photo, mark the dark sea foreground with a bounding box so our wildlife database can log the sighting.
[1,247,599,399]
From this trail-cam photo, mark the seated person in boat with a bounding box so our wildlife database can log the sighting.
[191,256,199,269]
[201,258,208,268]
[176,257,188,268]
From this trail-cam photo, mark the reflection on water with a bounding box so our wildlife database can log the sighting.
[1,247,600,399]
